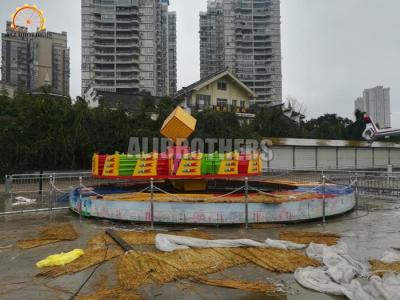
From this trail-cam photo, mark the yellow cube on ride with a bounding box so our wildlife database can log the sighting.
[160,106,197,142]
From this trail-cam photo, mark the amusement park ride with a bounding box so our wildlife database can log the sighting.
[75,106,355,224]
[92,107,262,190]
[10,4,46,32]
[362,115,400,143]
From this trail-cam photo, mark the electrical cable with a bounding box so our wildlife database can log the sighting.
[68,235,110,300]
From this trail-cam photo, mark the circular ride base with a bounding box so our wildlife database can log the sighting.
[69,179,355,224]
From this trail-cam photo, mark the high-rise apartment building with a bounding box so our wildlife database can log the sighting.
[1,22,70,96]
[81,0,177,97]
[355,86,391,128]
[199,0,282,104]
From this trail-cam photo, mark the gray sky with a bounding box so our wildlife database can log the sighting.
[1,0,399,125]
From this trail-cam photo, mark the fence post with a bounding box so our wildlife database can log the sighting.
[4,175,12,213]
[354,172,359,211]
[49,175,55,218]
[244,177,249,229]
[322,174,326,224]
[79,176,83,222]
[5,175,11,194]
[39,170,43,195]
[150,178,154,229]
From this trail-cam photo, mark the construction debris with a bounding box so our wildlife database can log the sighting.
[117,247,320,288]
[17,223,78,249]
[194,276,280,295]
[278,230,340,246]
[38,230,212,277]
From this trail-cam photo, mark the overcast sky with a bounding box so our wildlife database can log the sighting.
[1,0,399,125]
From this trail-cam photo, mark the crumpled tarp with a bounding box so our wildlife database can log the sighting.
[155,234,306,252]
[295,243,400,300]
[380,251,400,263]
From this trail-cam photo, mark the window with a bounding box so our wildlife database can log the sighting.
[217,81,227,91]
[196,94,211,108]
[240,100,246,108]
[232,100,238,107]
[217,98,227,107]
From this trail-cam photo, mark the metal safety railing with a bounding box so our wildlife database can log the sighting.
[3,168,400,225]
[1,171,130,215]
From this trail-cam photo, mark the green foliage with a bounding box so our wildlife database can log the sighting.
[0,91,371,175]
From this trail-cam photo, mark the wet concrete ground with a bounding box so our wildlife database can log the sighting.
[0,196,399,300]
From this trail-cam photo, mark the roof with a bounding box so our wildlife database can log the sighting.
[174,68,257,99]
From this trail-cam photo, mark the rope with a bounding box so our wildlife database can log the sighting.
[153,185,245,201]
[50,180,72,194]
[79,184,150,198]
[248,183,325,199]
[325,176,357,188]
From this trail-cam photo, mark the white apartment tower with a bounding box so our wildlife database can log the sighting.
[81,0,176,96]
[200,0,282,104]
[355,86,391,128]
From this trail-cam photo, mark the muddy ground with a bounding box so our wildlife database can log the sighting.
[0,196,399,300]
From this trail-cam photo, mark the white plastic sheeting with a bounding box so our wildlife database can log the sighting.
[380,251,400,264]
[155,234,306,252]
[13,196,37,206]
[295,243,400,300]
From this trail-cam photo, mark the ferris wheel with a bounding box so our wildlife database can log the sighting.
[10,4,46,32]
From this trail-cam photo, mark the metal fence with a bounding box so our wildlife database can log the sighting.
[2,169,400,221]
[1,172,129,215]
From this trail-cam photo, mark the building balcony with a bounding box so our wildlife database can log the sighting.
[116,19,139,25]
[116,58,139,64]
[115,82,139,88]
[116,66,139,72]
[94,35,115,40]
[93,26,115,32]
[93,43,115,48]
[93,59,116,64]
[115,52,138,56]
[116,42,139,48]
[94,76,115,81]
[93,68,115,72]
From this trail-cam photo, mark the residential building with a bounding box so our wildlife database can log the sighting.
[199,0,282,105]
[355,86,391,128]
[174,68,256,114]
[81,0,177,97]
[1,21,70,96]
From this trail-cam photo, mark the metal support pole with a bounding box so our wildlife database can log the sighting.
[5,175,11,194]
[5,175,13,213]
[79,176,83,222]
[150,178,154,229]
[39,170,43,195]
[49,176,54,220]
[354,173,359,211]
[244,177,249,229]
[322,175,326,224]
